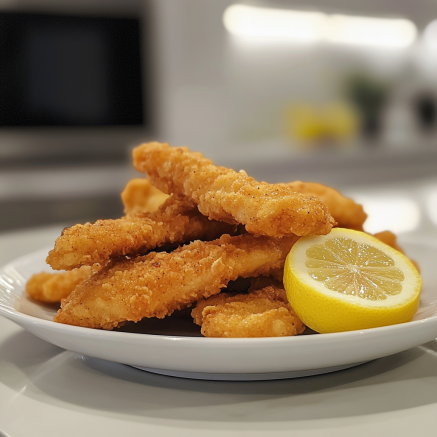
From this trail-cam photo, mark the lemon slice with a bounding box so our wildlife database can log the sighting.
[283,228,422,333]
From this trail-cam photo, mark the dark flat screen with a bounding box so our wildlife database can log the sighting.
[0,12,144,127]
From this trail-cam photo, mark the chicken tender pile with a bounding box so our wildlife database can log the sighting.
[26,141,413,337]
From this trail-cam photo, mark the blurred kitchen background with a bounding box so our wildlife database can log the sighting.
[1,0,437,238]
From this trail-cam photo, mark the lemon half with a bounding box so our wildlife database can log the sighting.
[284,228,422,333]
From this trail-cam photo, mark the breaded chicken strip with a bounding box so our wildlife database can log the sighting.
[192,285,305,338]
[192,284,288,326]
[121,178,169,214]
[47,195,239,271]
[54,233,299,330]
[285,181,367,231]
[133,142,335,237]
[26,265,100,303]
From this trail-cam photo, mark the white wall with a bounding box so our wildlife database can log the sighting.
[151,0,234,157]
[151,0,437,162]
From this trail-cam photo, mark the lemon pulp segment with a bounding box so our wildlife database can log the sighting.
[306,237,404,301]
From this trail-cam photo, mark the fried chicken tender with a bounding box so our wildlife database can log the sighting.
[121,178,169,214]
[192,285,305,338]
[284,181,367,231]
[133,142,335,237]
[192,284,288,325]
[47,195,239,271]
[54,233,299,330]
[26,265,100,303]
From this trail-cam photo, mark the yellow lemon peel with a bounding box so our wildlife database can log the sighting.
[284,228,422,333]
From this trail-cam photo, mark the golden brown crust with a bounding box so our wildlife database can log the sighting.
[54,233,299,330]
[133,142,335,237]
[284,181,367,231]
[121,178,169,214]
[192,285,305,338]
[191,293,232,326]
[47,195,239,270]
[26,265,100,303]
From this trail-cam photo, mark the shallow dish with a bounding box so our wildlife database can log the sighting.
[1,242,437,381]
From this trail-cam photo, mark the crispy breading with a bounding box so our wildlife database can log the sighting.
[54,233,299,330]
[192,283,288,326]
[191,293,232,326]
[285,181,367,231]
[192,285,305,338]
[121,178,169,214]
[133,142,335,237]
[47,195,239,271]
[26,265,100,303]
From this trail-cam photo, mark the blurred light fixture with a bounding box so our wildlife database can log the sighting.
[223,4,417,48]
[353,196,421,234]
[223,4,327,43]
[327,15,416,48]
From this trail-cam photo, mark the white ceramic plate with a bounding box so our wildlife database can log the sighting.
[1,242,437,381]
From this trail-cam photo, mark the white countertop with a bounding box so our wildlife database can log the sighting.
[1,182,437,436]
[1,311,437,437]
